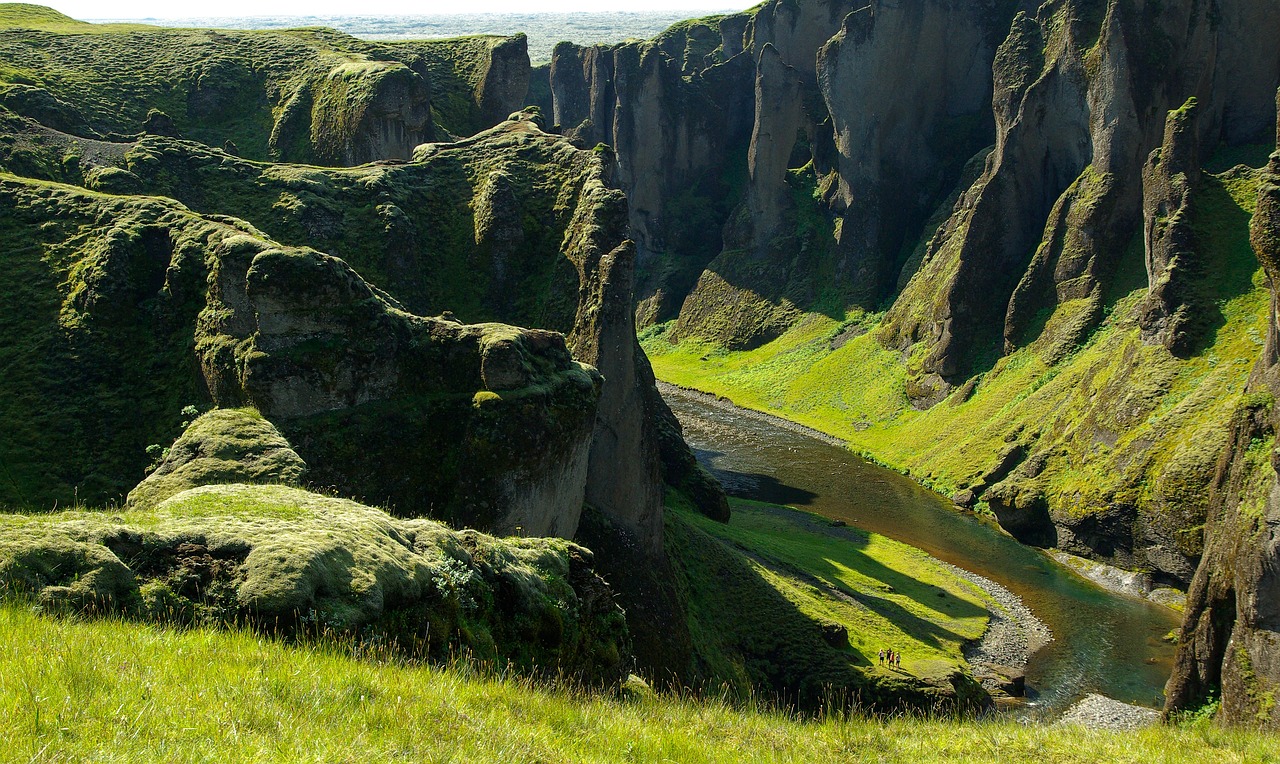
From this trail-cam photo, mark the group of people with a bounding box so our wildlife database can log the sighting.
[878,648,902,669]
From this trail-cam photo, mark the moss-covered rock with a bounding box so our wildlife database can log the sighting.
[1166,93,1280,728]
[0,173,603,540]
[127,408,306,509]
[0,484,629,683]
[0,5,529,163]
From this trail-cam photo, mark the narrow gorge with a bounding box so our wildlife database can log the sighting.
[1,0,1279,743]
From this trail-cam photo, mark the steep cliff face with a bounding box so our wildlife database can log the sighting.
[273,59,434,165]
[816,0,1022,307]
[881,0,1280,386]
[0,175,601,537]
[1166,93,1280,728]
[548,16,755,329]
[199,236,603,536]
[544,1,1033,349]
[0,8,528,163]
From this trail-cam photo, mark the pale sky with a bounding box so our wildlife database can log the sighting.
[46,0,754,20]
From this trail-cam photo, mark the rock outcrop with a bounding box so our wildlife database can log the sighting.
[0,175,603,537]
[0,483,630,684]
[1138,99,1205,355]
[548,19,756,328]
[197,235,603,536]
[127,408,307,509]
[816,0,1018,306]
[881,0,1280,385]
[1166,91,1280,728]
[275,60,434,165]
[545,1,1029,346]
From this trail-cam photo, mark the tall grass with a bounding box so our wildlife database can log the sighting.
[1,604,1277,762]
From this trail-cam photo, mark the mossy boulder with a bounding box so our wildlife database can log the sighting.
[0,484,630,683]
[127,408,307,509]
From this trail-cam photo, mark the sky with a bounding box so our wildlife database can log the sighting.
[46,0,754,20]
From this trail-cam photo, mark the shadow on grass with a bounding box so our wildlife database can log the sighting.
[729,506,986,653]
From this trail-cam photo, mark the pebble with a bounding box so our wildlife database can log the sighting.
[1057,693,1161,730]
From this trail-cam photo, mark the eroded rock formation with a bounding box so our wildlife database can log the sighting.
[543,0,1279,585]
[1166,91,1280,728]
[881,0,1280,385]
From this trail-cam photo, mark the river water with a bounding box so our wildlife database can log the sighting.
[663,387,1180,718]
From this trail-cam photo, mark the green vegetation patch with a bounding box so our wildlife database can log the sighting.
[0,484,627,682]
[665,494,990,712]
[691,499,992,669]
[645,165,1269,560]
[0,5,517,161]
[127,408,307,509]
[1,603,1277,762]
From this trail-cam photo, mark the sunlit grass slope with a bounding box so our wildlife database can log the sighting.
[1,604,1277,763]
[678,499,992,678]
[644,165,1267,556]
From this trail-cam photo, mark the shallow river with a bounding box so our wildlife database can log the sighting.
[663,387,1180,718]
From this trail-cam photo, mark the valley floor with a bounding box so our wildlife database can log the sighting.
[0,604,1272,763]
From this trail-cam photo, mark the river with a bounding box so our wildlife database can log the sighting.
[662,386,1181,719]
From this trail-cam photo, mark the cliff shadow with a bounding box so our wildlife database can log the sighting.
[693,448,819,507]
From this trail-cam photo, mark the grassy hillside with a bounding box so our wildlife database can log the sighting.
[1,603,1276,762]
[0,3,517,159]
[674,498,992,685]
[661,495,995,709]
[644,163,1268,577]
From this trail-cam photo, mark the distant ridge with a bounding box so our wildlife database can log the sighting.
[85,10,748,62]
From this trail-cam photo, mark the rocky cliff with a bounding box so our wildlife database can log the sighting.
[574,0,1279,588]
[0,174,602,535]
[546,1,1030,343]
[0,5,734,682]
[881,0,1280,386]
[1166,90,1280,728]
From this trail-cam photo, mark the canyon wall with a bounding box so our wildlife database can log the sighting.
[1166,90,1280,728]
[547,0,1280,587]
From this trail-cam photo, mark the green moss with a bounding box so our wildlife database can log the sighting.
[0,9,516,162]
[646,165,1268,552]
[666,494,989,711]
[0,175,223,508]
[0,483,628,682]
[127,408,306,509]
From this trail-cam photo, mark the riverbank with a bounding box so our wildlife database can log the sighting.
[659,380,1187,612]
[1050,552,1187,612]
[661,383,1053,691]
[673,498,995,695]
[941,561,1051,677]
[642,238,1265,586]
[661,381,1181,718]
[659,381,848,448]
